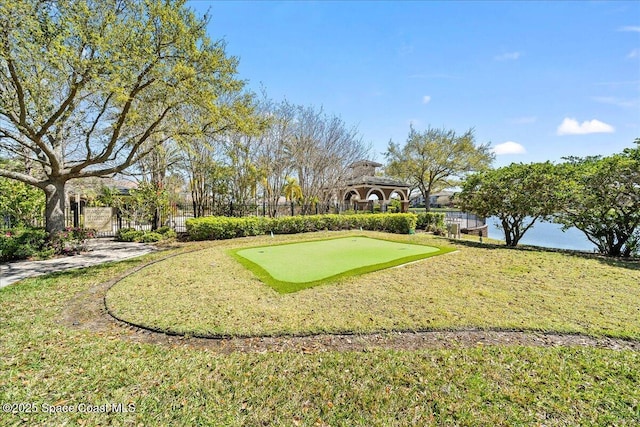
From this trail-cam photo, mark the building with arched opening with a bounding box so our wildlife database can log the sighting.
[337,160,411,213]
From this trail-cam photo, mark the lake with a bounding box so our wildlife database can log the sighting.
[486,217,596,252]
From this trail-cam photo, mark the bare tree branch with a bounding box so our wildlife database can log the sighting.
[0,167,43,187]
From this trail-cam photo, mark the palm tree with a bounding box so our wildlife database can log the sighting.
[283,176,303,202]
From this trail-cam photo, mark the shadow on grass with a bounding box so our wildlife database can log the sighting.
[1,258,150,294]
[448,237,640,271]
[46,258,145,279]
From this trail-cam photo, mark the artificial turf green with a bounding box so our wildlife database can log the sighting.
[231,236,453,293]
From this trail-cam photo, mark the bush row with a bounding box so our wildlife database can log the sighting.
[0,227,96,261]
[0,228,49,261]
[115,226,177,243]
[415,212,446,231]
[186,213,418,241]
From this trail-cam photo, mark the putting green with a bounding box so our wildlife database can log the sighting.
[231,236,452,293]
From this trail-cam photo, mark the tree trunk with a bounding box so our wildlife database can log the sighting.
[44,180,67,233]
[152,208,160,231]
[421,187,431,212]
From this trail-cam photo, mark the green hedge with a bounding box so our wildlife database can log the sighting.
[0,227,49,261]
[115,227,177,243]
[0,227,97,261]
[186,213,418,241]
[416,212,446,230]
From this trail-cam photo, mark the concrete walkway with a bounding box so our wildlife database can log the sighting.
[0,239,157,289]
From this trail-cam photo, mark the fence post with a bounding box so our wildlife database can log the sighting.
[73,203,79,228]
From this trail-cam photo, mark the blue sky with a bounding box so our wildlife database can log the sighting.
[189,1,639,167]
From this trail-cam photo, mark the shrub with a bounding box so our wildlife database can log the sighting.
[163,229,177,239]
[48,227,96,255]
[416,212,446,230]
[387,199,402,213]
[0,228,49,261]
[431,224,447,236]
[115,227,176,243]
[140,232,163,243]
[269,216,308,234]
[156,226,177,239]
[383,213,417,234]
[186,213,418,241]
[156,226,172,234]
[238,217,271,237]
[185,216,271,241]
[1,227,98,261]
[115,228,145,242]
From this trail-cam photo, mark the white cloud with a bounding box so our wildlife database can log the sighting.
[422,95,431,104]
[557,118,615,135]
[491,141,526,155]
[627,49,639,59]
[495,52,521,61]
[618,26,640,32]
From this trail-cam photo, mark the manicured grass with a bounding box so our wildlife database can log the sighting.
[231,236,450,293]
[106,231,640,339]
[0,237,639,425]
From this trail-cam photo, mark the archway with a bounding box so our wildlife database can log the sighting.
[366,189,384,213]
[365,188,385,201]
[344,189,361,201]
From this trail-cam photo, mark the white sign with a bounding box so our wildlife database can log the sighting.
[84,207,113,232]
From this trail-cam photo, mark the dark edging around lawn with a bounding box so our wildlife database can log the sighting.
[99,250,640,351]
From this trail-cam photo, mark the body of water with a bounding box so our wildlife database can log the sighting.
[486,217,595,252]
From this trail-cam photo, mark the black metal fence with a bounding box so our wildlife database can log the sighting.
[3,201,485,238]
[54,200,394,237]
[443,210,485,230]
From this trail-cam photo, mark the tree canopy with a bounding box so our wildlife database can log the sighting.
[385,126,493,211]
[0,0,253,232]
[459,141,640,256]
[458,162,565,247]
[554,142,640,257]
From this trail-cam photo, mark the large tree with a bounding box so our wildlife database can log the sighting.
[182,139,230,217]
[554,142,640,257]
[0,0,250,232]
[385,126,493,211]
[256,99,296,217]
[458,162,565,247]
[286,105,369,211]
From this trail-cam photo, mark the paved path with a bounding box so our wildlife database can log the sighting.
[0,239,157,288]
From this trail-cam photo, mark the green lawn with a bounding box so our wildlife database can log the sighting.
[1,232,639,425]
[106,231,640,339]
[231,236,450,293]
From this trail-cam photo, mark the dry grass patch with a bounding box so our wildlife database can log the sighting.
[105,231,640,339]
